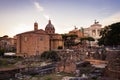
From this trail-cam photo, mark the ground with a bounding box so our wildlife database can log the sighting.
[27,74,63,80]
[0,57,22,69]
[15,72,75,80]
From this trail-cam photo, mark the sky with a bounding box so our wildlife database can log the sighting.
[0,0,120,37]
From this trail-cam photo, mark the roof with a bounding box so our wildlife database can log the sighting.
[91,21,102,27]
[16,29,47,36]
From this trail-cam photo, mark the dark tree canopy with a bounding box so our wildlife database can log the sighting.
[80,37,95,47]
[0,48,5,56]
[98,22,120,46]
[3,35,9,38]
[86,37,95,41]
[41,51,61,62]
[80,37,95,42]
[62,34,78,48]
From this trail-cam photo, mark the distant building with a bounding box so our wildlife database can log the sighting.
[69,26,84,38]
[16,20,64,56]
[68,26,84,43]
[84,20,102,46]
[0,35,16,52]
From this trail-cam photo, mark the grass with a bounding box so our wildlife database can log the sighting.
[58,71,75,77]
[28,73,63,80]
[0,64,16,68]
[19,72,75,80]
[0,57,22,68]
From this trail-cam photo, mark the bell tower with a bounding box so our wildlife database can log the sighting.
[34,22,38,31]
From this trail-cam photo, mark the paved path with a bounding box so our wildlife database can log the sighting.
[85,59,108,65]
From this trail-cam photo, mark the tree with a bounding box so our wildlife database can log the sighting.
[62,34,78,48]
[87,37,95,47]
[0,48,5,56]
[80,37,95,47]
[41,51,61,62]
[3,35,9,38]
[98,22,120,46]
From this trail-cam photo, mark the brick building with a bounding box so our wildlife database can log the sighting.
[16,20,64,56]
[68,26,84,38]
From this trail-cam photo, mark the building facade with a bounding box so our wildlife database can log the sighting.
[0,35,16,52]
[68,26,84,38]
[84,20,102,46]
[16,20,64,56]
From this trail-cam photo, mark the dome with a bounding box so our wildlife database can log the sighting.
[45,20,55,29]
[45,20,55,34]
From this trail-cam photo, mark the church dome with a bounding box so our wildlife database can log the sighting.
[45,20,55,34]
[45,20,55,29]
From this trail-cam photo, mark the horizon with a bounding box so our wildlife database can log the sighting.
[0,0,120,37]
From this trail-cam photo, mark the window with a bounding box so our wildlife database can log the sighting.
[40,36,44,41]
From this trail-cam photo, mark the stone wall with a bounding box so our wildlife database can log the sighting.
[106,50,120,61]
[105,50,120,79]
[17,33,49,56]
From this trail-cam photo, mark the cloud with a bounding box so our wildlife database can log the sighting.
[34,2,44,11]
[102,12,120,26]
[43,14,50,20]
[33,1,50,20]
